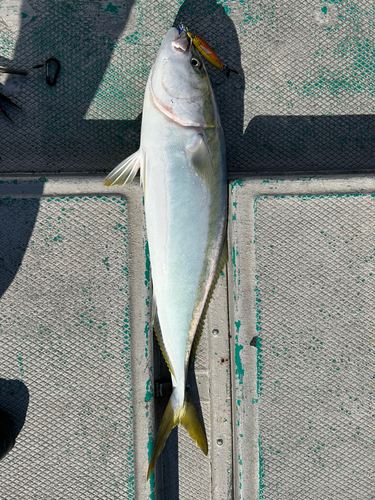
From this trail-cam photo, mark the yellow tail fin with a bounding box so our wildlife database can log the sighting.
[147,392,208,480]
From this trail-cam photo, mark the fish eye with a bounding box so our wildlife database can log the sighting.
[191,57,201,69]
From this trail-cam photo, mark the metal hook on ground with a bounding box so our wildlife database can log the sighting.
[0,57,61,87]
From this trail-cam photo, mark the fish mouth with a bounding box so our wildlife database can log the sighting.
[172,32,190,53]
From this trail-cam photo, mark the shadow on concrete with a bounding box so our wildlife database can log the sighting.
[0,0,140,174]
[0,0,137,298]
[0,379,29,438]
[238,114,375,176]
[154,348,209,500]
[174,0,245,180]
[0,195,43,298]
[153,332,179,499]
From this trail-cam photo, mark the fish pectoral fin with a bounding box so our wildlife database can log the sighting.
[147,392,207,481]
[187,133,215,186]
[103,149,141,186]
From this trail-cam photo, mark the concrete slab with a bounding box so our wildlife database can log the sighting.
[0,177,154,500]
[229,176,375,500]
[2,174,375,499]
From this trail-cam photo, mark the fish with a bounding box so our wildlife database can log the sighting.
[103,27,227,480]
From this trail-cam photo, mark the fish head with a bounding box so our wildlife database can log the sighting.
[150,28,216,129]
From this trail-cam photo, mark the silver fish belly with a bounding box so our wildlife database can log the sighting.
[104,27,227,480]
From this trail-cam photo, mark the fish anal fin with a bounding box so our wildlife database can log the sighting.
[103,150,141,186]
[147,392,207,480]
[154,310,175,379]
[189,238,228,368]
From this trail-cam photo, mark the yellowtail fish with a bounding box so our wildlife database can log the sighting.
[103,27,227,480]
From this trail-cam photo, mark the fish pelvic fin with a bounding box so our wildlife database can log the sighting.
[147,392,208,481]
[103,150,141,186]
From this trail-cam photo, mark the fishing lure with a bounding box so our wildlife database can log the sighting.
[178,24,238,76]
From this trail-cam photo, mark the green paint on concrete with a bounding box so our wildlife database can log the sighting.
[144,321,149,343]
[143,228,154,498]
[105,2,120,14]
[231,179,243,194]
[259,435,265,499]
[103,256,110,271]
[144,240,151,287]
[147,433,156,499]
[145,379,153,402]
[18,354,23,377]
[232,246,237,267]
[285,4,375,100]
[235,321,244,386]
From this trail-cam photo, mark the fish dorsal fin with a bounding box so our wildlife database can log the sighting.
[187,133,216,187]
[103,149,141,186]
[188,239,228,369]
[153,306,176,379]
